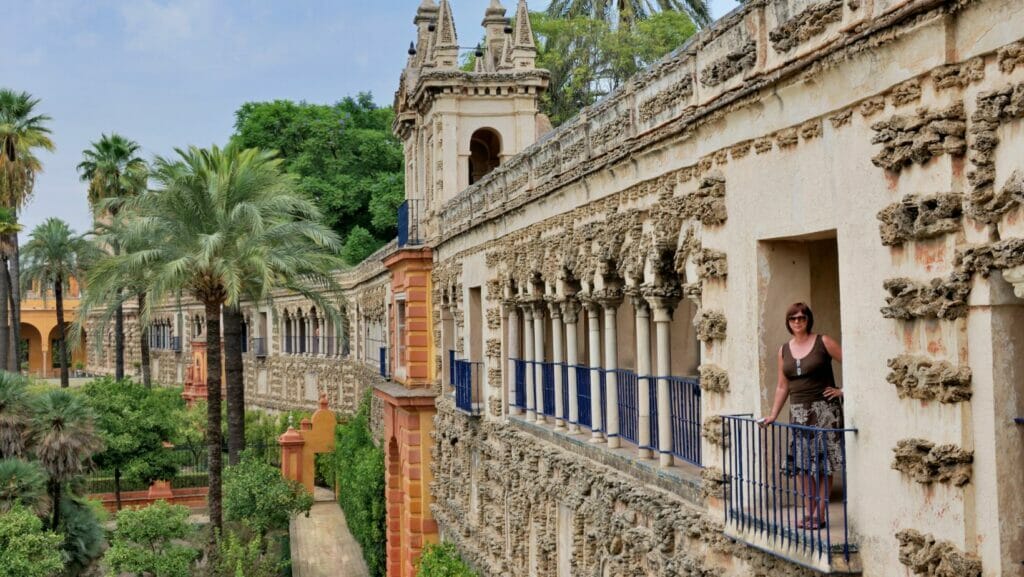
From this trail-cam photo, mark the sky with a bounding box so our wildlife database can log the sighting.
[2,0,738,236]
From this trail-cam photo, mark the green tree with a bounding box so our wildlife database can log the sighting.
[0,503,65,577]
[0,458,48,515]
[223,450,313,541]
[417,542,477,577]
[341,225,384,266]
[533,11,697,126]
[76,133,148,382]
[80,378,181,510]
[30,389,103,530]
[85,144,343,530]
[0,371,31,458]
[104,500,198,577]
[20,219,96,387]
[56,495,105,577]
[232,94,404,255]
[547,0,710,28]
[0,89,54,373]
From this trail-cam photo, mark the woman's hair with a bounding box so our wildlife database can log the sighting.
[785,302,814,334]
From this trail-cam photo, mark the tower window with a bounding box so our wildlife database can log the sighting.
[469,128,502,185]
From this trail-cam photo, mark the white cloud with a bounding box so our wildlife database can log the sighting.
[119,0,207,53]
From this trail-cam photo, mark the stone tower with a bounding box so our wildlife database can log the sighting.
[393,0,550,232]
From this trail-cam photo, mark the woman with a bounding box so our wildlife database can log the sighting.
[762,302,844,530]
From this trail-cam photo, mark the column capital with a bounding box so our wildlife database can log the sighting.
[560,298,581,324]
[1004,264,1024,299]
[592,287,623,310]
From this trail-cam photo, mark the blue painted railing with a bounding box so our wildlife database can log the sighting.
[613,369,639,445]
[379,347,388,379]
[667,376,701,466]
[721,415,857,568]
[170,336,182,352]
[397,199,423,247]
[448,349,456,387]
[513,358,527,408]
[560,363,570,422]
[251,337,267,357]
[598,370,608,433]
[541,362,556,417]
[575,365,592,428]
[453,358,483,416]
[647,377,658,451]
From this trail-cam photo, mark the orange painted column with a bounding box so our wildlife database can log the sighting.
[279,427,305,486]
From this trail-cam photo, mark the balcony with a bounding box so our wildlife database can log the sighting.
[453,358,483,417]
[251,337,267,358]
[397,199,423,248]
[720,415,860,574]
[170,337,182,353]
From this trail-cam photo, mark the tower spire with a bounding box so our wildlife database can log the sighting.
[511,0,536,68]
[432,0,459,68]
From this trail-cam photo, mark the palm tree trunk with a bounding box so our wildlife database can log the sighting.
[50,479,61,530]
[9,228,21,373]
[114,468,122,511]
[139,293,151,388]
[223,306,245,466]
[0,258,9,372]
[55,279,69,388]
[204,299,223,532]
[113,241,124,380]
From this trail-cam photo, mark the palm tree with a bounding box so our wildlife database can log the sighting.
[0,211,22,372]
[86,143,343,529]
[20,219,95,388]
[548,0,711,27]
[0,457,49,516]
[30,389,102,529]
[77,133,147,381]
[0,371,31,458]
[0,89,54,374]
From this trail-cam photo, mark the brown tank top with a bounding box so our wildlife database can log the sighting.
[782,334,836,404]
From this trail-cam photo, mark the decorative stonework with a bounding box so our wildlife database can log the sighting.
[695,309,727,341]
[886,355,972,403]
[966,82,1024,222]
[702,415,727,447]
[687,173,727,226]
[769,0,842,54]
[890,79,922,107]
[695,249,728,280]
[700,467,726,500]
[957,237,1024,277]
[859,96,886,117]
[699,40,756,88]
[829,109,853,128]
[997,40,1024,73]
[891,438,973,487]
[870,103,966,172]
[699,364,730,393]
[931,57,984,91]
[876,193,963,246]
[638,76,694,123]
[881,274,971,320]
[896,529,983,577]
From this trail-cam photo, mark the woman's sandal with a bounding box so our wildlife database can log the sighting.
[796,516,824,529]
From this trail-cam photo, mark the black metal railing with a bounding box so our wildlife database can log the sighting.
[540,361,556,416]
[379,347,388,379]
[721,415,857,570]
[397,199,423,247]
[449,349,457,388]
[613,369,639,445]
[668,376,701,465]
[560,363,570,422]
[512,358,526,408]
[575,365,592,428]
[453,358,483,416]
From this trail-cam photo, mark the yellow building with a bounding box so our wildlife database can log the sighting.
[21,278,86,378]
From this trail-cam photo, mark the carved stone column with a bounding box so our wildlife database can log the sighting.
[548,299,566,428]
[505,301,521,415]
[561,298,581,433]
[582,298,604,443]
[597,291,623,449]
[632,293,653,459]
[1003,265,1024,298]
[521,304,536,421]
[648,293,680,467]
[532,301,547,422]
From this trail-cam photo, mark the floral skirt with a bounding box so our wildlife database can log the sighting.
[785,399,845,477]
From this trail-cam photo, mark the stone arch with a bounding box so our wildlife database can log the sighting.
[469,127,502,185]
[46,322,82,376]
[20,322,43,377]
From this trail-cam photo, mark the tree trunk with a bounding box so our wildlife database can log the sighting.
[55,279,69,388]
[115,292,125,381]
[204,299,223,532]
[50,479,61,530]
[114,468,122,511]
[9,229,21,373]
[223,306,245,466]
[139,293,151,388]
[0,258,9,372]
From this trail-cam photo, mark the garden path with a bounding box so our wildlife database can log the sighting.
[290,486,370,577]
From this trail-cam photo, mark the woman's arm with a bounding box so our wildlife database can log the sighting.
[822,335,843,362]
[763,346,790,426]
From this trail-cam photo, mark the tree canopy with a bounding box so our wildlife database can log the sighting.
[232,94,404,264]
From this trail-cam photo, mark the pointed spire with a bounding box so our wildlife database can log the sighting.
[412,0,439,68]
[513,0,535,50]
[482,0,507,71]
[499,34,514,70]
[432,0,459,68]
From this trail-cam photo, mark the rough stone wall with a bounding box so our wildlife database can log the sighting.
[242,354,382,416]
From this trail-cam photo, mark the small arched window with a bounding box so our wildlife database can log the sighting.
[469,128,502,185]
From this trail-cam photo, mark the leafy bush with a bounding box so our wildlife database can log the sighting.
[417,542,477,577]
[57,496,105,577]
[223,450,313,539]
[0,503,65,577]
[327,390,385,577]
[198,529,286,577]
[104,500,198,577]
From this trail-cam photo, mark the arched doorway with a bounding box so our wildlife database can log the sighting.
[21,323,43,377]
[47,323,82,378]
[469,128,502,185]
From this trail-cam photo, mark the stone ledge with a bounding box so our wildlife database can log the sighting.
[507,414,704,505]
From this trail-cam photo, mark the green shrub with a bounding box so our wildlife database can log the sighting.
[0,503,65,577]
[417,542,477,577]
[104,500,198,577]
[223,450,313,539]
[198,529,285,577]
[327,390,385,577]
[57,496,106,577]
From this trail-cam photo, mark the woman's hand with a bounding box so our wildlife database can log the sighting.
[823,387,843,400]
[759,415,776,428]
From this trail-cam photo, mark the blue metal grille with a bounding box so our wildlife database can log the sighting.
[614,369,639,444]
[574,365,591,428]
[448,349,456,387]
[668,376,702,465]
[453,359,482,416]
[560,363,570,421]
[397,199,423,247]
[378,347,387,378]
[541,362,556,416]
[646,377,658,451]
[513,359,527,408]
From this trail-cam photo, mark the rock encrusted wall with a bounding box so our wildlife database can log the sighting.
[891,439,973,487]
[885,355,972,403]
[431,402,817,577]
[870,103,966,172]
[895,529,982,577]
[242,355,382,416]
[876,193,963,246]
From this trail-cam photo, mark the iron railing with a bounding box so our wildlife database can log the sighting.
[575,365,592,428]
[170,336,182,352]
[540,361,556,417]
[512,358,527,408]
[252,337,267,358]
[453,358,484,416]
[379,347,388,379]
[397,199,423,247]
[449,349,457,388]
[613,369,639,445]
[560,363,570,422]
[721,415,857,571]
[667,376,702,466]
